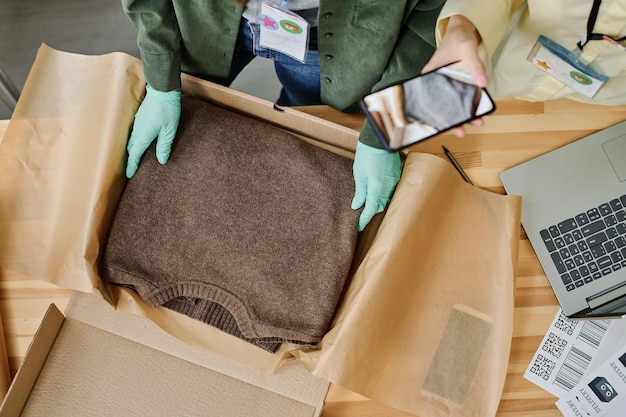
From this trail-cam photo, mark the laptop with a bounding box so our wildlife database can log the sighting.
[499,119,626,318]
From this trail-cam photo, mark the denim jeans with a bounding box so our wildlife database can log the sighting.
[224,18,321,106]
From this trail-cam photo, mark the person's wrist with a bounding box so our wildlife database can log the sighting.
[356,141,397,155]
[446,15,481,43]
[442,15,487,87]
[146,84,182,101]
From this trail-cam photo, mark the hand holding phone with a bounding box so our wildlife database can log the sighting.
[360,64,495,151]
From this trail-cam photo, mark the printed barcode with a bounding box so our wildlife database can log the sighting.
[553,346,592,391]
[576,320,611,348]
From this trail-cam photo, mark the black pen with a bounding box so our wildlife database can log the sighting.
[442,145,473,185]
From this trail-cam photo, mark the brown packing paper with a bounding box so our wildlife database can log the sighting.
[0,44,144,297]
[304,153,521,416]
[0,45,522,416]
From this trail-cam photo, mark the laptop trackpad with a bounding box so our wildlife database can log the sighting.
[603,134,626,182]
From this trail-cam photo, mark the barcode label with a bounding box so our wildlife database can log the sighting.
[524,309,618,398]
[552,321,610,391]
[553,346,592,391]
[576,319,611,348]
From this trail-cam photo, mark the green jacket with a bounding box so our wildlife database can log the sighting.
[122,0,445,147]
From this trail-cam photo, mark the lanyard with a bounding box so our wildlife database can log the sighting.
[577,0,626,51]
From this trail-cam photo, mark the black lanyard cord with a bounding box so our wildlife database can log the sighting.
[577,0,626,50]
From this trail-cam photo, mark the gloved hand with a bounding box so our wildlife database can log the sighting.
[126,84,182,178]
[351,141,402,232]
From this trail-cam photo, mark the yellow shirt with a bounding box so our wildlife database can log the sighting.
[437,0,626,104]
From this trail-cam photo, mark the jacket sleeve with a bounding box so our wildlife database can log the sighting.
[122,0,183,91]
[436,0,527,61]
[358,0,445,148]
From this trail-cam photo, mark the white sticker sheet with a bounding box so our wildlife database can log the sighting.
[524,309,626,416]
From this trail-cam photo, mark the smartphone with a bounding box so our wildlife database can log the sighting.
[359,63,496,152]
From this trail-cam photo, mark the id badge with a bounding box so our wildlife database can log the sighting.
[527,35,609,98]
[257,3,309,62]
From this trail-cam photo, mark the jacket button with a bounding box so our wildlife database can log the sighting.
[322,12,333,19]
[323,77,332,84]
[324,32,333,38]
[324,55,333,60]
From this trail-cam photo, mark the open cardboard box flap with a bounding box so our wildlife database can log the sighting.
[0,45,521,417]
[0,292,329,417]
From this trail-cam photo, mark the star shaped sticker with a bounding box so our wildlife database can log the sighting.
[258,14,278,29]
[536,59,551,71]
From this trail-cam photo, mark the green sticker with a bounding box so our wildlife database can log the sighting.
[570,70,593,86]
[280,20,303,34]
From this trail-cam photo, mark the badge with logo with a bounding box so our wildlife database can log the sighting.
[527,35,608,98]
[257,3,309,62]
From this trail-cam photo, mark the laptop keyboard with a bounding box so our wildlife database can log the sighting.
[540,194,626,292]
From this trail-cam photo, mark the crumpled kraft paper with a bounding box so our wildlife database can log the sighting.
[0,44,144,297]
[301,152,522,416]
[0,45,522,417]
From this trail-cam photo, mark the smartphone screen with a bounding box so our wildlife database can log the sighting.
[359,64,496,151]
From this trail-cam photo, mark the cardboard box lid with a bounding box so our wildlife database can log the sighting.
[0,292,329,417]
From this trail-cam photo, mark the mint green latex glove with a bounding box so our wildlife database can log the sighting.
[351,142,402,232]
[126,85,182,178]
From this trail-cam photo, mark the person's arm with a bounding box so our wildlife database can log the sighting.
[352,0,524,230]
[122,0,183,178]
[122,0,183,91]
[421,1,525,136]
[421,15,487,88]
[351,0,444,231]
[420,15,486,137]
[425,0,528,85]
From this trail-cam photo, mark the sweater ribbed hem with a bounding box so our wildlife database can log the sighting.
[163,298,284,352]
[140,280,325,344]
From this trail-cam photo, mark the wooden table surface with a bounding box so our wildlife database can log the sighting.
[1,97,626,416]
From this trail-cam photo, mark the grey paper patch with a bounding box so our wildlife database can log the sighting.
[423,305,493,404]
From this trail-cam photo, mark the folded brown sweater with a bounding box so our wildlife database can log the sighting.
[102,95,360,351]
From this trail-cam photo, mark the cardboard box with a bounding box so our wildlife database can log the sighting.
[0,292,329,417]
[0,45,521,417]
[0,311,10,402]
